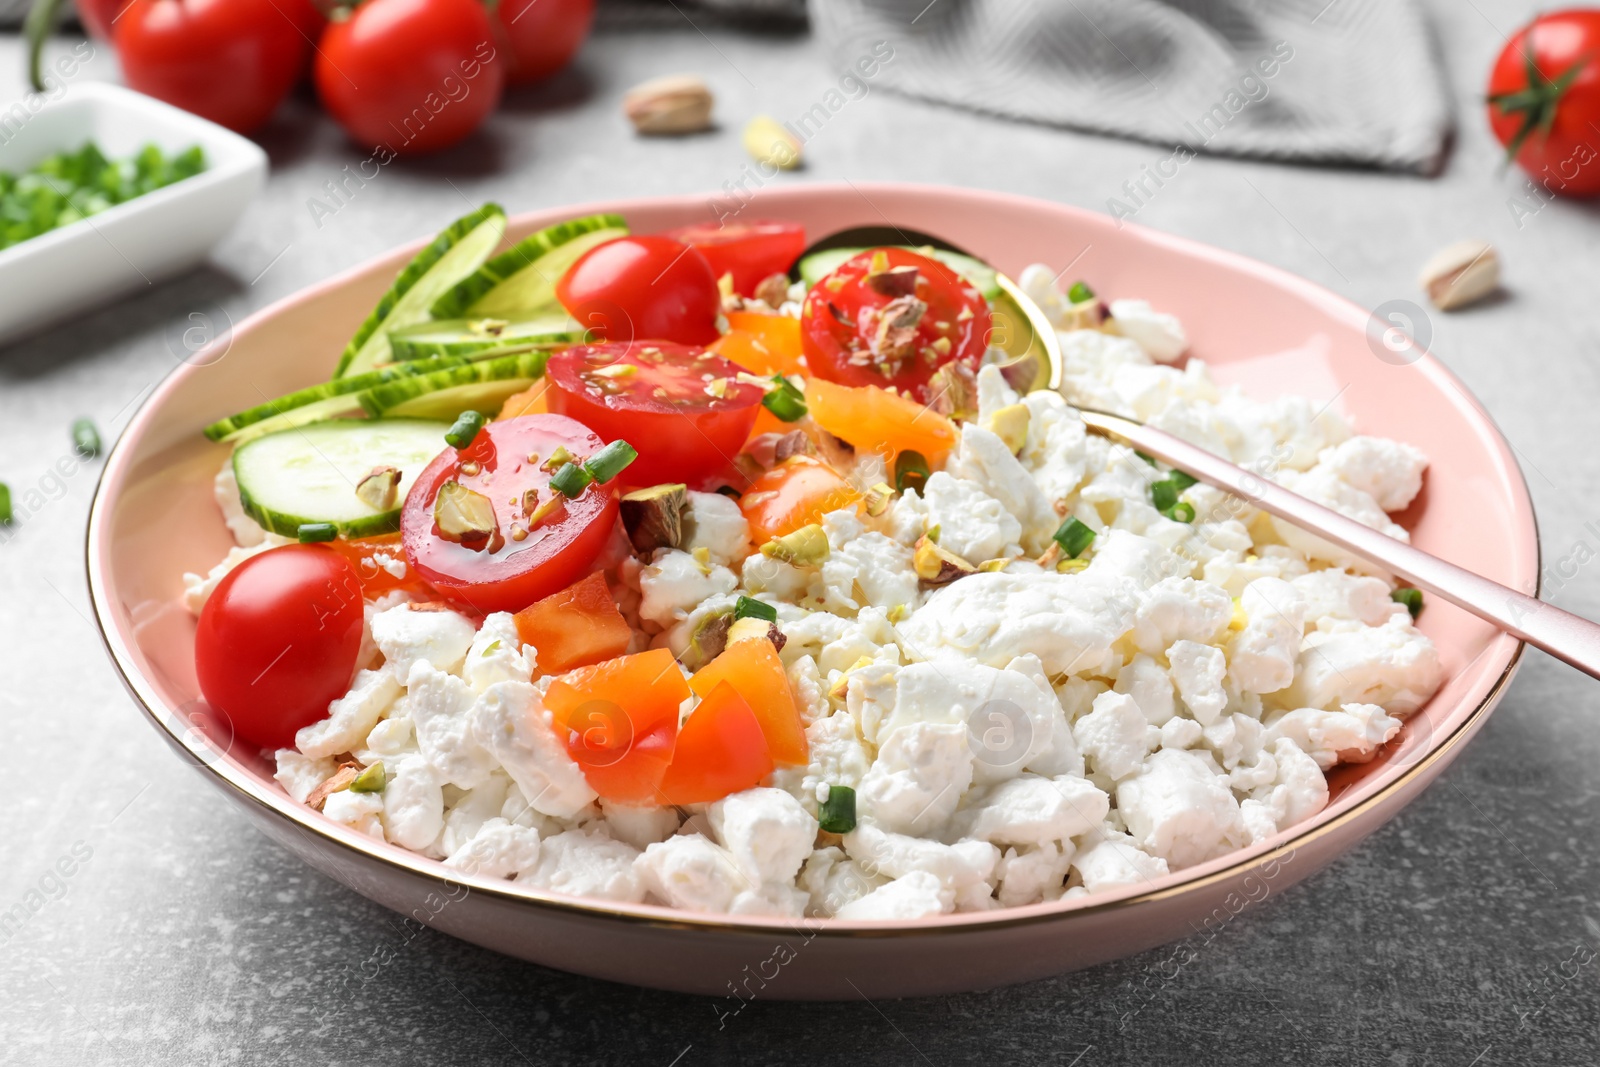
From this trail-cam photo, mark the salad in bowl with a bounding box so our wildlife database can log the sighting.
[182,204,1441,922]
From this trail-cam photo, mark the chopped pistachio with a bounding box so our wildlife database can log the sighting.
[863,481,894,517]
[433,481,497,545]
[692,546,712,574]
[349,762,387,793]
[773,429,814,464]
[984,403,1031,454]
[591,363,638,379]
[760,523,830,566]
[305,762,361,810]
[925,523,941,544]
[508,523,528,542]
[926,361,978,421]
[1055,558,1089,574]
[620,483,687,554]
[540,446,573,473]
[977,558,1010,573]
[705,377,730,398]
[526,494,566,528]
[728,616,774,646]
[355,465,401,511]
[886,603,908,622]
[914,536,976,584]
[685,609,734,671]
[1230,598,1248,631]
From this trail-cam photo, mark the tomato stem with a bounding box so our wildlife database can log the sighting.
[1487,37,1591,165]
[24,0,68,94]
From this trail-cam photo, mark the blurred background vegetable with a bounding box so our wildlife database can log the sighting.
[1487,8,1600,197]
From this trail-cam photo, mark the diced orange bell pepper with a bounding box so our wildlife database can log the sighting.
[658,680,775,806]
[497,379,549,420]
[543,647,691,804]
[323,534,435,598]
[804,377,957,467]
[739,455,861,544]
[513,571,633,673]
[710,311,806,377]
[690,637,806,765]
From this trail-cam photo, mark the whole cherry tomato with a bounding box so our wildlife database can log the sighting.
[75,0,125,39]
[661,219,806,297]
[316,0,505,156]
[492,0,594,84]
[800,247,990,401]
[401,414,621,613]
[194,545,365,751]
[556,235,721,346]
[114,0,312,134]
[545,342,765,487]
[1487,9,1600,197]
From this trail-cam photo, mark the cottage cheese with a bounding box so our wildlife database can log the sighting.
[201,271,1443,920]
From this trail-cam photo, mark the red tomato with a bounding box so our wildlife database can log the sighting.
[658,681,774,806]
[543,649,688,804]
[400,414,621,614]
[194,545,364,751]
[315,0,505,157]
[1487,10,1600,196]
[76,0,126,39]
[114,0,311,134]
[801,247,990,401]
[555,236,721,346]
[660,220,806,297]
[545,342,764,487]
[492,0,594,84]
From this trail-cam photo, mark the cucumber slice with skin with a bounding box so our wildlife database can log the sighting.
[336,204,509,379]
[430,214,628,320]
[203,357,468,442]
[798,246,1000,300]
[232,419,452,538]
[388,312,590,361]
[360,350,550,420]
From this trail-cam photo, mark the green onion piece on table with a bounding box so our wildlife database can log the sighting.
[71,417,101,458]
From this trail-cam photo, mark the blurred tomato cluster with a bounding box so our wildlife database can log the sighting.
[61,0,593,154]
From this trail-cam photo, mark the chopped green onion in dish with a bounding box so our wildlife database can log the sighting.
[71,417,101,458]
[1151,479,1179,513]
[0,483,11,525]
[1066,281,1095,304]
[1391,587,1424,619]
[818,785,857,834]
[1169,470,1198,491]
[1165,501,1196,523]
[297,522,338,543]
[0,142,204,252]
[582,440,638,484]
[895,450,930,495]
[1053,517,1096,558]
[762,375,807,422]
[445,410,486,449]
[550,462,593,497]
[734,595,777,623]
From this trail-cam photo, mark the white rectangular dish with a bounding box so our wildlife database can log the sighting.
[0,81,266,346]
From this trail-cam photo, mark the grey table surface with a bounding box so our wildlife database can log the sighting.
[3,3,1598,1064]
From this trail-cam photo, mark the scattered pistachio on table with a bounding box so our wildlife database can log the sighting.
[1420,238,1500,311]
[743,115,802,170]
[623,74,715,135]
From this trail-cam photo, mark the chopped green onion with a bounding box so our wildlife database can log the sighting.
[550,462,593,498]
[582,439,637,484]
[71,418,101,458]
[0,141,205,253]
[715,485,742,499]
[1391,587,1424,619]
[1165,501,1196,523]
[1067,281,1095,304]
[349,762,387,793]
[762,375,807,422]
[1169,470,1198,491]
[1151,479,1179,513]
[895,450,930,495]
[0,482,11,525]
[1134,450,1157,466]
[445,410,486,449]
[818,785,857,834]
[734,595,777,623]
[1053,517,1096,558]
[298,522,337,543]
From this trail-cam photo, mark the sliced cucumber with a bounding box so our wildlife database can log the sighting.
[336,204,509,379]
[360,350,550,420]
[429,214,628,320]
[204,357,468,443]
[797,246,1001,300]
[232,419,451,538]
[388,312,589,361]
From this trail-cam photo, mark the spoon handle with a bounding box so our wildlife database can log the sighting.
[1078,409,1600,681]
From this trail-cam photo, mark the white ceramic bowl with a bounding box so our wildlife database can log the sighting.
[0,81,265,346]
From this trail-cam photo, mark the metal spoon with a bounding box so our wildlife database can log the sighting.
[800,225,1600,681]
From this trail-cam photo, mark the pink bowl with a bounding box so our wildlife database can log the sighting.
[86,183,1537,999]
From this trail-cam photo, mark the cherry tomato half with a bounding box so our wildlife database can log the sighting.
[556,235,721,346]
[660,220,806,297]
[315,0,505,156]
[545,342,764,487]
[801,247,990,401]
[492,0,594,84]
[194,545,364,751]
[1487,10,1600,197]
[115,0,313,134]
[401,414,621,614]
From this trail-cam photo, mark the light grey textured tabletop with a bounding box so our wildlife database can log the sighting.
[3,4,1598,1064]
